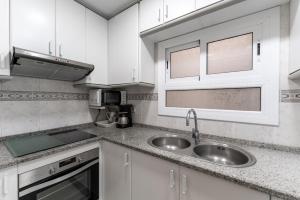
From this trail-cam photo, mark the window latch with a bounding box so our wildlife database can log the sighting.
[257,42,261,56]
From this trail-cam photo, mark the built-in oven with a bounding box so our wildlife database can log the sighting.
[18,149,99,200]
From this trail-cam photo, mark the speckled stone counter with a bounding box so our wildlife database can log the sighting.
[0,125,300,200]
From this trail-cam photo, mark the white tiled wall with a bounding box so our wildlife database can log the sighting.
[0,77,94,137]
[128,4,300,147]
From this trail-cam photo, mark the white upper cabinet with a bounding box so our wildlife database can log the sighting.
[139,0,164,32]
[79,9,108,85]
[108,4,139,85]
[10,0,56,55]
[56,0,86,62]
[196,0,222,9]
[163,0,196,22]
[0,167,18,200]
[140,0,196,32]
[290,0,300,77]
[0,0,10,77]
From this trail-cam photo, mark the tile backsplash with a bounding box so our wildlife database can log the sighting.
[0,76,94,137]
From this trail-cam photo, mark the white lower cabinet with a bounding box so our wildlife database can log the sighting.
[271,197,283,200]
[132,151,179,200]
[102,141,131,200]
[102,142,270,200]
[0,167,18,200]
[179,166,269,200]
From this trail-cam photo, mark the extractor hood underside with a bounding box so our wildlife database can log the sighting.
[11,47,94,82]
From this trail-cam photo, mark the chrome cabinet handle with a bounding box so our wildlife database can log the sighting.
[182,175,187,195]
[169,170,175,189]
[158,8,161,22]
[0,54,2,70]
[48,41,52,55]
[59,44,62,57]
[124,152,129,167]
[165,5,169,19]
[3,175,8,195]
[132,68,136,81]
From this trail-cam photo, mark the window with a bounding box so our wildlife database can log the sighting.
[166,88,261,111]
[158,8,280,125]
[207,33,253,75]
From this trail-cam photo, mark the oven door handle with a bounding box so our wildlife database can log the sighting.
[19,159,99,197]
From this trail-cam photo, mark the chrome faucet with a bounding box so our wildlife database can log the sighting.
[186,109,200,144]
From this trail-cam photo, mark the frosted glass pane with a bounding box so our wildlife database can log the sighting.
[166,88,261,111]
[170,47,200,79]
[207,33,253,75]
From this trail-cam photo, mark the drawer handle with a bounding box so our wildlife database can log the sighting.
[182,175,187,195]
[169,170,175,189]
[124,153,129,167]
[3,175,8,195]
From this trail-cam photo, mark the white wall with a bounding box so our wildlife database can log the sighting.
[128,4,300,147]
[0,77,95,137]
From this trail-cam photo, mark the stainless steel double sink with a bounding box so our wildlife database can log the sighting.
[147,134,256,168]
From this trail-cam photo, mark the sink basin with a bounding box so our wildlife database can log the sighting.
[193,142,256,167]
[148,136,191,151]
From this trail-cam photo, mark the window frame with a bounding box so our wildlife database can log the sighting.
[157,7,280,125]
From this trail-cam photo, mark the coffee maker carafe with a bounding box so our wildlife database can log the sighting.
[116,104,133,128]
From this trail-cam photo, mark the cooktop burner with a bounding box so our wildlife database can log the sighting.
[5,129,97,158]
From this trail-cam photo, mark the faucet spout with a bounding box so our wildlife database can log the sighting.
[186,109,200,144]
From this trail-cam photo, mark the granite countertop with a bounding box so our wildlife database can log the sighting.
[0,125,299,200]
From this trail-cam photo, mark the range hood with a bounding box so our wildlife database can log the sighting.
[11,47,94,82]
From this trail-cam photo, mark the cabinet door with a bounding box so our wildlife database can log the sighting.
[196,0,223,10]
[0,0,10,76]
[102,142,131,200]
[180,167,269,200]
[10,0,55,55]
[108,4,139,85]
[0,167,18,200]
[139,0,164,32]
[81,9,108,85]
[132,151,179,200]
[56,0,86,62]
[163,0,196,22]
[290,0,300,73]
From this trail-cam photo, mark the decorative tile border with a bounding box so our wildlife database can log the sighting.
[0,91,88,101]
[281,89,300,103]
[127,90,300,103]
[127,93,158,101]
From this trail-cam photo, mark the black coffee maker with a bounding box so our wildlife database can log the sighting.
[116,104,133,128]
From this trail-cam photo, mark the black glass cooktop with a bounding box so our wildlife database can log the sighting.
[5,129,96,158]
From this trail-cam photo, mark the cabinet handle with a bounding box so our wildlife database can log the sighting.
[132,68,136,81]
[48,41,52,55]
[165,5,169,18]
[59,44,62,57]
[3,175,8,195]
[182,175,187,195]
[169,170,175,189]
[124,152,129,167]
[158,8,161,22]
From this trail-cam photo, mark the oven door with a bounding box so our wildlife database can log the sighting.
[19,159,99,200]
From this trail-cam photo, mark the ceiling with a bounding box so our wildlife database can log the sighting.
[76,0,139,19]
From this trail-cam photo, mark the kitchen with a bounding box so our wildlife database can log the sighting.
[0,0,300,199]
